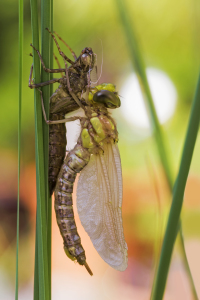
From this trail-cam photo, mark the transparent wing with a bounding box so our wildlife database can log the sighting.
[77,143,128,271]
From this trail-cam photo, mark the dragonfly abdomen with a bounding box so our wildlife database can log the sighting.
[54,144,92,274]
[49,113,67,195]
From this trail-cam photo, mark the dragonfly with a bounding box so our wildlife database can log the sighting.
[29,32,128,275]
[29,28,97,195]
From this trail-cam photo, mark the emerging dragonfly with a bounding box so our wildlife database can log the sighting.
[29,31,128,275]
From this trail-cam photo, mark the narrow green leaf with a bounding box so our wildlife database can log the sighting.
[33,217,39,300]
[30,0,51,298]
[47,0,54,287]
[15,0,23,298]
[152,74,200,299]
[115,0,198,299]
[29,1,41,299]
[115,0,173,187]
[40,0,53,294]
[41,0,51,190]
[40,0,53,296]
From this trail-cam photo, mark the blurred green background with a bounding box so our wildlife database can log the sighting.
[0,0,200,299]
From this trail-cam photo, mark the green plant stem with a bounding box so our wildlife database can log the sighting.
[152,74,200,299]
[47,0,53,291]
[41,0,51,193]
[33,216,39,300]
[15,0,23,299]
[30,0,50,298]
[115,0,198,299]
[40,0,53,294]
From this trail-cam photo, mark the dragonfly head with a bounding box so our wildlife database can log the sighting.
[80,47,96,70]
[93,90,121,109]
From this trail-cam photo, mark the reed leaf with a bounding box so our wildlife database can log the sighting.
[40,0,53,293]
[47,0,54,290]
[30,0,52,298]
[15,0,23,298]
[152,74,200,299]
[115,0,198,299]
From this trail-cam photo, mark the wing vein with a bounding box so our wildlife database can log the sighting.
[77,143,128,271]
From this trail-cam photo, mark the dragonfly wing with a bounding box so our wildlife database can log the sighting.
[77,143,128,271]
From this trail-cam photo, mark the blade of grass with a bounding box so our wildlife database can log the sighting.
[33,215,39,300]
[41,0,51,192]
[30,0,50,298]
[115,0,198,299]
[115,0,173,187]
[47,0,53,291]
[152,74,200,299]
[15,0,23,298]
[40,0,53,293]
[50,0,53,95]
[30,2,43,299]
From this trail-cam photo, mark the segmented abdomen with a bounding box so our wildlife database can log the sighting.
[49,113,67,195]
[54,144,90,267]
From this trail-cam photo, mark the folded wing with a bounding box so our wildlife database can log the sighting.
[77,143,128,271]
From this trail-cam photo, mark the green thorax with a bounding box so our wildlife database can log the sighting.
[80,111,118,153]
[79,83,120,153]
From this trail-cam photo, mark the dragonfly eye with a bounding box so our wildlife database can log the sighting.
[81,53,91,66]
[93,90,121,108]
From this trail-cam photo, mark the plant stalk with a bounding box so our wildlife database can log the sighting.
[115,0,198,299]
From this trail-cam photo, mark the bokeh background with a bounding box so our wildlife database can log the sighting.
[1,0,200,299]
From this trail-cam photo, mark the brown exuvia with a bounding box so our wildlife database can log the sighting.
[29,28,96,195]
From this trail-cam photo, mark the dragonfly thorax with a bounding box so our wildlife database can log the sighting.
[79,111,118,154]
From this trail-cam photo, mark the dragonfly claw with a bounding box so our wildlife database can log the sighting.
[84,262,93,276]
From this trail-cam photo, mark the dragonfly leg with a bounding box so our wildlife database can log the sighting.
[54,31,77,60]
[29,77,63,89]
[30,43,66,74]
[29,64,34,86]
[46,28,74,65]
[53,53,64,78]
[29,48,65,88]
[37,88,81,124]
[84,262,93,276]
